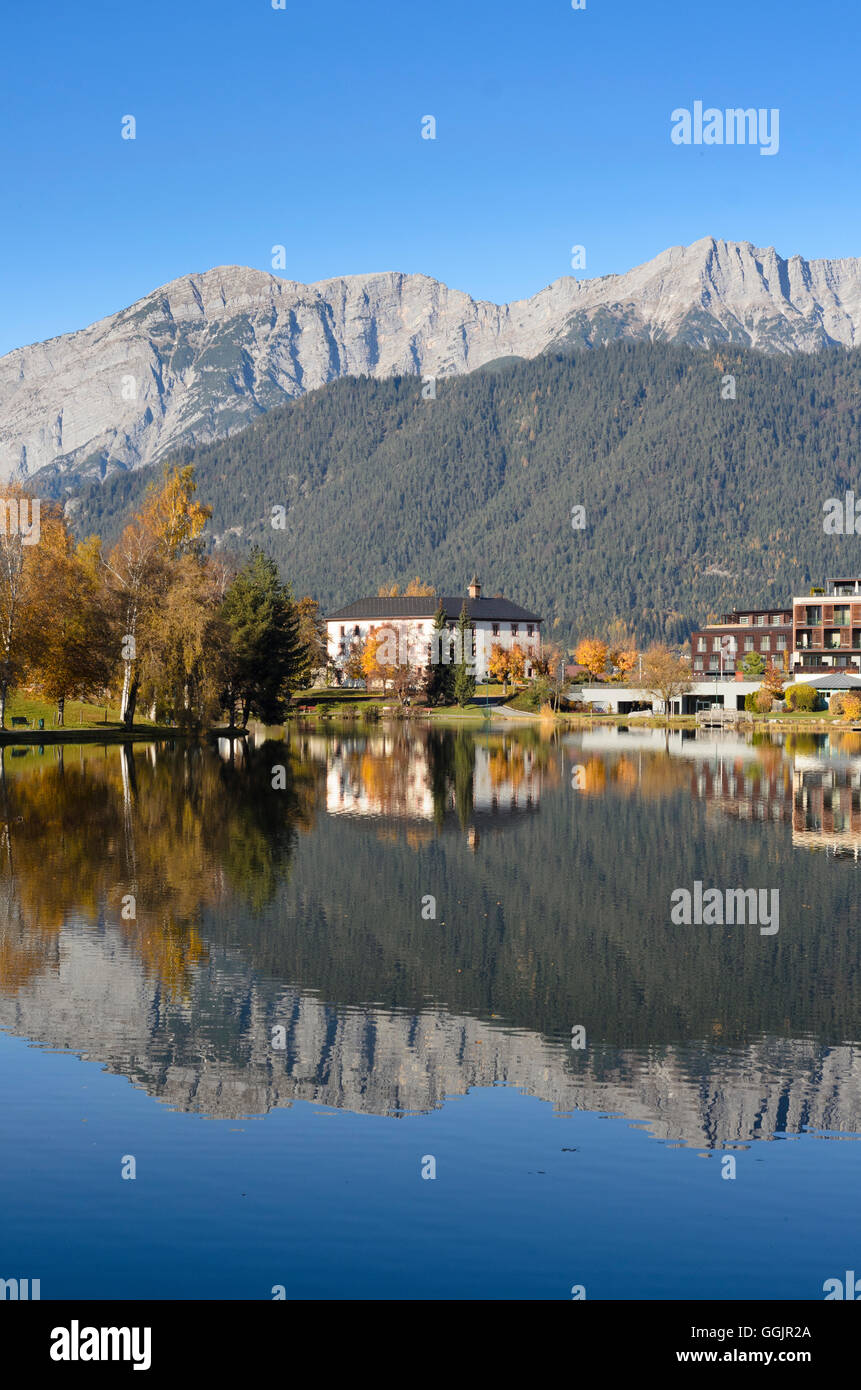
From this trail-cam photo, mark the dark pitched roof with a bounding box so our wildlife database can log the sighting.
[326,595,542,623]
[804,674,861,689]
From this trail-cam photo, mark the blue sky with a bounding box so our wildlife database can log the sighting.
[1,0,857,355]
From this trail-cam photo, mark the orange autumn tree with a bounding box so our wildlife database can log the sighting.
[103,464,211,727]
[762,659,786,702]
[378,577,435,597]
[488,642,512,694]
[508,642,525,684]
[23,513,114,726]
[0,485,41,729]
[841,692,861,722]
[360,627,394,691]
[575,638,609,680]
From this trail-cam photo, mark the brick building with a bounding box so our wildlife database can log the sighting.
[690,607,792,678]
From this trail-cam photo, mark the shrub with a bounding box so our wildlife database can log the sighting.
[753,688,774,714]
[786,684,819,712]
[829,693,845,716]
[744,692,758,712]
[741,652,766,677]
[841,692,861,721]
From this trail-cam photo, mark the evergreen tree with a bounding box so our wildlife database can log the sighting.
[453,603,476,707]
[424,602,454,705]
[222,548,301,726]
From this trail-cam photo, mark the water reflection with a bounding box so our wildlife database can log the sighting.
[0,726,859,1148]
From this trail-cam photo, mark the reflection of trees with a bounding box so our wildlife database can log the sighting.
[0,741,316,999]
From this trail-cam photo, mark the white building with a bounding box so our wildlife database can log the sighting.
[325,577,542,683]
[576,678,763,715]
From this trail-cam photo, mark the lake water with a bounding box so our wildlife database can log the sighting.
[1,722,859,1300]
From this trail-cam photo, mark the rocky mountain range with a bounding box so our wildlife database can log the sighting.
[3,918,859,1147]
[4,235,861,490]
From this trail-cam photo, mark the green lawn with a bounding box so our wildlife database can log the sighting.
[3,695,146,730]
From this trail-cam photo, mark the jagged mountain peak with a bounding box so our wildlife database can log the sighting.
[3,237,861,488]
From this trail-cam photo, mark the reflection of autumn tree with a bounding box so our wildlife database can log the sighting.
[637,756,689,800]
[569,751,689,800]
[0,741,315,999]
[613,755,639,788]
[579,756,606,794]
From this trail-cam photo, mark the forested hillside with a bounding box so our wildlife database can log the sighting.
[69,342,861,644]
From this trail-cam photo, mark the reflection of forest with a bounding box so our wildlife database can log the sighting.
[1,729,860,1142]
[0,740,318,999]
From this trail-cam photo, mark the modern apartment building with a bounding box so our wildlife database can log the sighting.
[791,578,861,676]
[690,607,792,677]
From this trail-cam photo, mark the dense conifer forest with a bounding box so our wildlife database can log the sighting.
[69,342,861,643]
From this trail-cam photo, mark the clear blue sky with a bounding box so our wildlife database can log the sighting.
[1,0,857,355]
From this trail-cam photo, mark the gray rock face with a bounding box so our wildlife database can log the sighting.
[2,921,860,1147]
[4,236,861,488]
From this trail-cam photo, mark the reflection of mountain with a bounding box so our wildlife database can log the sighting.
[1,729,860,1146]
[2,920,859,1147]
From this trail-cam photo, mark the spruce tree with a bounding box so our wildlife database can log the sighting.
[425,602,454,705]
[222,548,301,725]
[453,602,476,707]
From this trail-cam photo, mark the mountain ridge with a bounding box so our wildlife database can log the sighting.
[70,342,861,644]
[5,235,861,489]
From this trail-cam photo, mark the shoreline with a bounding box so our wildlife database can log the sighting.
[0,726,248,746]
[2,714,857,746]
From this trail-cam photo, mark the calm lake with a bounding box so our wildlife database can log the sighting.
[1,722,859,1300]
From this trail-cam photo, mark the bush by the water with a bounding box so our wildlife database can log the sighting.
[785,684,820,712]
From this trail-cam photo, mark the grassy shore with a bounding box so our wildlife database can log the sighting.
[0,696,246,744]
[2,689,854,745]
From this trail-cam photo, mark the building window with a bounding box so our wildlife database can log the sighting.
[756,615,766,626]
[511,624,518,636]
[739,615,750,625]
[744,637,754,651]
[353,625,360,637]
[776,635,787,650]
[340,626,345,637]
[712,636,722,652]
[694,657,703,670]
[835,605,850,626]
[827,630,841,649]
[806,606,822,626]
[492,623,499,636]
[527,624,534,637]
[761,637,770,651]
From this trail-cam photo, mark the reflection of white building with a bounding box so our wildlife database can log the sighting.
[473,744,540,811]
[326,576,542,682]
[323,737,543,822]
[326,739,435,819]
